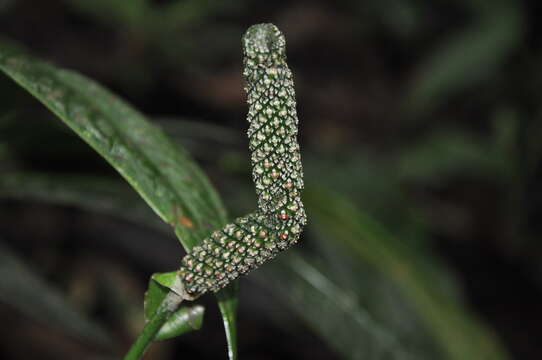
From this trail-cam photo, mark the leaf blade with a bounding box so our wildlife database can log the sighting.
[254,252,425,360]
[0,40,237,358]
[305,185,510,360]
[144,272,205,341]
[0,41,226,246]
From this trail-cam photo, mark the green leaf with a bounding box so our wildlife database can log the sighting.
[155,305,205,341]
[0,41,227,247]
[144,272,178,322]
[405,3,523,116]
[0,242,112,348]
[0,172,166,232]
[215,283,239,360]
[65,0,147,27]
[156,117,241,146]
[0,171,239,357]
[0,40,237,358]
[396,130,508,182]
[144,272,204,341]
[255,252,427,360]
[304,185,510,360]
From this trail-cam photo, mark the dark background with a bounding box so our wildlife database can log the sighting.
[1,0,541,359]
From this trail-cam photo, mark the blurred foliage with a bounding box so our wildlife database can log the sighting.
[404,1,524,117]
[255,252,430,360]
[0,241,112,348]
[305,186,508,360]
[1,0,542,359]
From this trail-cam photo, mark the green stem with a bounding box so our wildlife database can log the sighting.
[124,291,183,360]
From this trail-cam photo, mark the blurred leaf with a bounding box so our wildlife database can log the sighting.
[156,117,241,146]
[492,107,521,173]
[144,272,205,341]
[0,0,16,13]
[156,118,244,165]
[0,171,238,353]
[406,2,523,116]
[0,141,16,171]
[396,129,508,182]
[371,0,421,38]
[307,227,449,356]
[65,0,147,27]
[255,252,427,360]
[305,185,510,360]
[0,242,112,348]
[493,108,518,156]
[150,0,239,31]
[304,152,429,248]
[0,40,237,358]
[0,171,240,356]
[148,2,243,71]
[65,0,241,31]
[0,172,165,231]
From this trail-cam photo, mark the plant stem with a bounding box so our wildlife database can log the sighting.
[124,291,183,360]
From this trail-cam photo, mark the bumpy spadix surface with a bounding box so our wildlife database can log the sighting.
[178,24,306,297]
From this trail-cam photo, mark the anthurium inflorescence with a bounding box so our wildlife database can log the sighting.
[178,23,306,298]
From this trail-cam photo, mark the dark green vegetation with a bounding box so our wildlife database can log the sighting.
[0,1,541,359]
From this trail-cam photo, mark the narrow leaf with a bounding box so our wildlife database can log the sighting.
[144,272,204,341]
[0,40,237,358]
[255,252,425,360]
[0,172,165,232]
[155,306,205,341]
[0,242,112,348]
[405,3,523,116]
[305,185,509,360]
[0,45,226,246]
